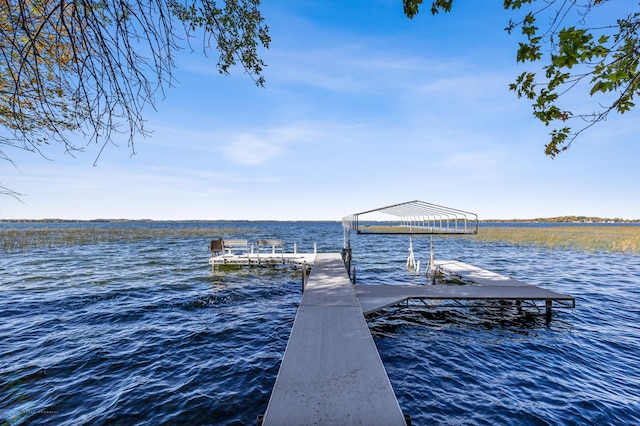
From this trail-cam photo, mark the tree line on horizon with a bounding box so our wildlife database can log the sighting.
[1,216,639,224]
[483,216,639,223]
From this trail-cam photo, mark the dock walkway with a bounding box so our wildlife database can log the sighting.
[262,253,407,425]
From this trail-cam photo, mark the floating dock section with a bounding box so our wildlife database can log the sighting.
[261,253,407,425]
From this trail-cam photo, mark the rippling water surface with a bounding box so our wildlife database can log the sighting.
[1,221,639,425]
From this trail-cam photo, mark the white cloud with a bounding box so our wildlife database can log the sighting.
[269,43,461,94]
[220,134,283,165]
[218,122,337,166]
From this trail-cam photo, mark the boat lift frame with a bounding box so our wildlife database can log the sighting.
[341,200,478,278]
[340,201,574,321]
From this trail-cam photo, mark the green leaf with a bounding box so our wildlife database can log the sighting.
[402,0,421,19]
[545,127,572,158]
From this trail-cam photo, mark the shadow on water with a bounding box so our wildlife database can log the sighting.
[367,303,574,340]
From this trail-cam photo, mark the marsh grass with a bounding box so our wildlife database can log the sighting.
[0,227,255,252]
[475,226,640,254]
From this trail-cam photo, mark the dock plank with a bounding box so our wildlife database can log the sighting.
[262,254,406,425]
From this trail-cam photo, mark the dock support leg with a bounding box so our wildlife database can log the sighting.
[302,261,308,293]
[545,300,552,322]
[342,248,352,279]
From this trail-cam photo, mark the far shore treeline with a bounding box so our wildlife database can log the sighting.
[481,216,640,224]
[0,219,339,223]
[1,216,639,224]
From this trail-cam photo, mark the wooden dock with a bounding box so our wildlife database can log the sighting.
[261,253,407,425]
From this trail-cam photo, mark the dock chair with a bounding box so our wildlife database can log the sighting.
[256,239,284,262]
[210,238,223,256]
[222,239,250,259]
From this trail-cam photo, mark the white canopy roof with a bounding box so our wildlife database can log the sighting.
[342,200,478,235]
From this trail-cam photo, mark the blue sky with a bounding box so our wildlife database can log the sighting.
[1,0,638,220]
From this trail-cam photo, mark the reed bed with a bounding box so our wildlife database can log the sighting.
[475,226,640,254]
[0,226,255,252]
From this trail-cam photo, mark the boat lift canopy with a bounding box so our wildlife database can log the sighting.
[341,200,478,280]
[342,200,478,236]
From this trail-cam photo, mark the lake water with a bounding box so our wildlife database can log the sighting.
[1,221,639,425]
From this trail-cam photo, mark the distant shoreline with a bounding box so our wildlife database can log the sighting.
[0,219,341,223]
[481,218,640,224]
[1,217,639,224]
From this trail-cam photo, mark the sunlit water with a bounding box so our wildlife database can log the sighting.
[1,222,639,425]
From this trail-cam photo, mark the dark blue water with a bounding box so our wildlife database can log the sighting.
[1,222,639,425]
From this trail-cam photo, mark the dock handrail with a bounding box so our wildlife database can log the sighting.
[256,239,284,261]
